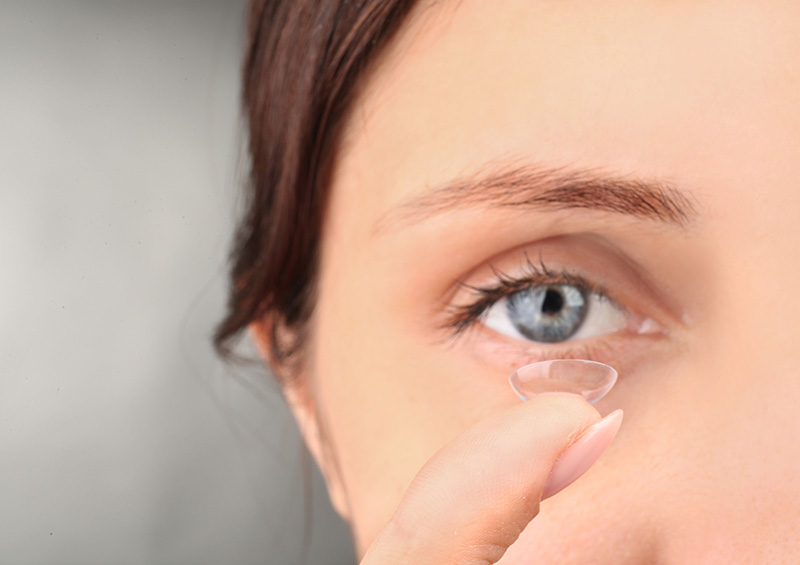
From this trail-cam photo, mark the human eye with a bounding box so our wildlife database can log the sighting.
[441,253,659,354]
[483,280,625,344]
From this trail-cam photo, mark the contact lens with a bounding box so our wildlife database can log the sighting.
[509,359,618,404]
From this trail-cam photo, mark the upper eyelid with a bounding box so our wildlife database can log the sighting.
[460,261,610,308]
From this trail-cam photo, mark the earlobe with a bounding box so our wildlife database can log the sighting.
[247,321,352,521]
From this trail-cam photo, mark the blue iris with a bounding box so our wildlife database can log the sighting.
[505,284,588,343]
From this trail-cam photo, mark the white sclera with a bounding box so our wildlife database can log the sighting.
[509,359,618,404]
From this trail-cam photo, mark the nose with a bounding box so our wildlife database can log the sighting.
[657,208,800,562]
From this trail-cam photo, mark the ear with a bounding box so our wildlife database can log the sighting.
[248,319,352,521]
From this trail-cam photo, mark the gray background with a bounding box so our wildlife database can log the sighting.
[0,2,355,563]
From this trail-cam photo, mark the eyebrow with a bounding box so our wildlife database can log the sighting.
[376,162,698,232]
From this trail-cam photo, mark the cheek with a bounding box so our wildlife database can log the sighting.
[312,225,520,549]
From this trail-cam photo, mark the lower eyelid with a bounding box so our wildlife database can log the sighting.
[466,329,620,369]
[462,323,661,376]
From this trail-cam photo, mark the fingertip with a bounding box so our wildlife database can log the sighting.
[541,408,624,499]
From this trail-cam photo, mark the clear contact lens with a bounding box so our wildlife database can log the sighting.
[509,359,618,404]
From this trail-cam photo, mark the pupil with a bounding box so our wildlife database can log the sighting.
[541,288,564,315]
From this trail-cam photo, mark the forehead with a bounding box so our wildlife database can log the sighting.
[331,0,800,220]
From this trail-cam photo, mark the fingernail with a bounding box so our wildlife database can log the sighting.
[542,409,624,499]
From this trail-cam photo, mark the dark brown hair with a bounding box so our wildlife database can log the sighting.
[215,0,418,370]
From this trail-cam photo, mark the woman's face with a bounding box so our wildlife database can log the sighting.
[287,1,800,561]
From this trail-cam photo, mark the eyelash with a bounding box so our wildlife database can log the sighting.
[441,253,616,340]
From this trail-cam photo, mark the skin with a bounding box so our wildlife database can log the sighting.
[255,0,800,562]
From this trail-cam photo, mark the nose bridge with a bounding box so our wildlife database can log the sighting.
[719,267,800,380]
[671,200,800,550]
[706,186,800,383]
[697,228,800,423]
